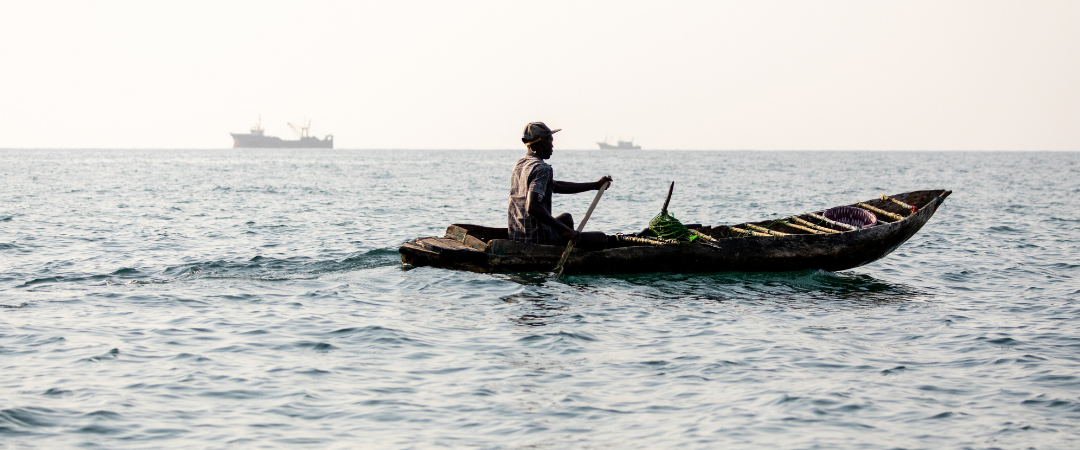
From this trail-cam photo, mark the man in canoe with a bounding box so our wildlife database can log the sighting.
[509,122,612,250]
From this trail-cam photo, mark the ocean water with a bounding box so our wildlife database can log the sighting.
[1,149,1078,449]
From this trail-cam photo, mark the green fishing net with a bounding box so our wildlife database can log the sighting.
[648,211,698,242]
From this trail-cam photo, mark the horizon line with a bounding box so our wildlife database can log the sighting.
[1,148,1076,152]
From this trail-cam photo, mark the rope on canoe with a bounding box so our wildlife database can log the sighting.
[856,202,903,222]
[881,194,917,214]
[689,229,717,242]
[730,226,770,237]
[746,223,787,237]
[790,216,840,233]
[616,233,680,245]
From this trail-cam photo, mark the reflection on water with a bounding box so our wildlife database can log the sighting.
[499,269,928,327]
[587,269,926,306]
[503,291,569,327]
[498,272,551,287]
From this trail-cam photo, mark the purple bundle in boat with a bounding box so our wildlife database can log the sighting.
[823,206,877,228]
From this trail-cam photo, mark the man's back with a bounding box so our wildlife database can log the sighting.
[507,155,560,245]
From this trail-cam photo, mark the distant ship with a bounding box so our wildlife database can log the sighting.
[596,137,641,150]
[230,116,333,148]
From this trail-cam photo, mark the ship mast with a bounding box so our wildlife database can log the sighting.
[287,119,312,138]
[250,115,265,136]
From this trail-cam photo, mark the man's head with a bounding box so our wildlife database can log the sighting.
[522,122,560,159]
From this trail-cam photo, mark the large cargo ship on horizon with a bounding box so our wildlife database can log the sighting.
[230,117,333,148]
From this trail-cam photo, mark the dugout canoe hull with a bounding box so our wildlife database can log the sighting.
[398,189,951,274]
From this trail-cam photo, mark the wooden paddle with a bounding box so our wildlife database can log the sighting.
[661,181,674,214]
[554,181,610,279]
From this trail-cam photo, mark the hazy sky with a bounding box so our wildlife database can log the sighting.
[2,1,1077,150]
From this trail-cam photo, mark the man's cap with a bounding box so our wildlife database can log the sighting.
[522,122,561,145]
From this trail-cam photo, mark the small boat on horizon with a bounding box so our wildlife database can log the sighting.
[398,189,952,275]
[597,137,641,150]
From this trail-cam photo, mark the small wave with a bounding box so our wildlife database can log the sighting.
[11,250,397,289]
[1048,262,1080,270]
[0,407,56,429]
[545,330,599,342]
[1021,395,1080,412]
[321,325,427,347]
[21,248,402,290]
[21,277,61,287]
[940,270,976,283]
[75,424,124,435]
[926,411,961,420]
[880,366,907,375]
[152,249,401,285]
[87,348,120,362]
[768,394,805,406]
[83,410,122,420]
[18,270,140,288]
[42,388,72,397]
[338,248,402,269]
[982,336,1021,346]
[516,330,601,355]
[287,341,338,352]
[170,353,213,362]
[199,390,266,400]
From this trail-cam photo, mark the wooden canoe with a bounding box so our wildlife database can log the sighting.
[398,189,952,274]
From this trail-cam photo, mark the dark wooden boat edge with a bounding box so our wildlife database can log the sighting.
[399,189,952,274]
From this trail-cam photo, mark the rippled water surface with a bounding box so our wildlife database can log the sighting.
[2,149,1079,449]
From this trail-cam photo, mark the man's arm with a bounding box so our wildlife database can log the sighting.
[526,191,579,243]
[553,175,613,194]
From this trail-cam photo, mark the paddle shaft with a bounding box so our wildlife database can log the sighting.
[554,181,610,278]
[661,181,674,214]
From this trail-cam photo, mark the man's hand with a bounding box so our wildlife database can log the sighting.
[562,228,581,244]
[553,176,614,194]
